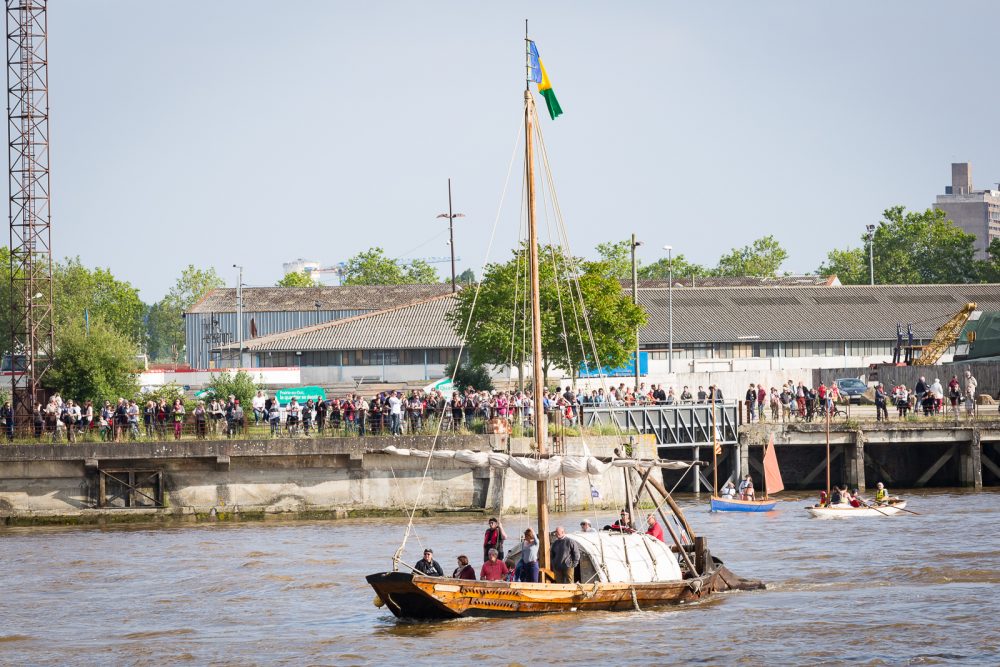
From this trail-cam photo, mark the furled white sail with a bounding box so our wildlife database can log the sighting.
[380,446,693,481]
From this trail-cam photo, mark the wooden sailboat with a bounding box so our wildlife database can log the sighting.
[709,394,783,512]
[366,28,764,620]
[804,409,907,518]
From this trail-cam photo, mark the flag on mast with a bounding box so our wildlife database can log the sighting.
[529,41,563,120]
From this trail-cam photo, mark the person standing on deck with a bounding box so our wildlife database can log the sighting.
[550,527,580,584]
[645,514,665,542]
[483,518,507,562]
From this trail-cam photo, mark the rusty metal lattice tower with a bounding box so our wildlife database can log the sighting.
[6,0,54,421]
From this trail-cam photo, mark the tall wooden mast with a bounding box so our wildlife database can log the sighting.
[525,24,550,573]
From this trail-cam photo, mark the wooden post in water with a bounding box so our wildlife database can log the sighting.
[524,27,550,574]
[825,407,831,501]
[711,391,718,497]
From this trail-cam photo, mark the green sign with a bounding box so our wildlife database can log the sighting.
[275,386,327,405]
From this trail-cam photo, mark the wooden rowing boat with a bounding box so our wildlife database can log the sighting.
[805,500,908,519]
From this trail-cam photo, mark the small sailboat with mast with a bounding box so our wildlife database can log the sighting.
[709,394,784,512]
[366,26,764,620]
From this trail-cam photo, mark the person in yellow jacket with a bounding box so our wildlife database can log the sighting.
[874,482,890,504]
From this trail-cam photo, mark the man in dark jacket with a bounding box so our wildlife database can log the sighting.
[549,526,580,584]
[414,548,444,577]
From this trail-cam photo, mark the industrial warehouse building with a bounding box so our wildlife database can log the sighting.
[193,282,1000,386]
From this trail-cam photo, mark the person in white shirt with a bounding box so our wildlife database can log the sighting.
[252,391,267,425]
[388,392,403,435]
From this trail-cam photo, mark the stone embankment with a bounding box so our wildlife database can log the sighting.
[0,435,653,526]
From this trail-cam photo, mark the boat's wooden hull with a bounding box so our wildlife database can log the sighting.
[805,501,907,518]
[710,496,778,512]
[367,566,762,620]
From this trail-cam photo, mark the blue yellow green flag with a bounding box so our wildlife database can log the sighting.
[529,41,563,120]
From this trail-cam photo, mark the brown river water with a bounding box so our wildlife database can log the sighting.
[2,489,998,666]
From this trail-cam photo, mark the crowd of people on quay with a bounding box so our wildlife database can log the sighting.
[1,368,984,443]
[414,511,670,583]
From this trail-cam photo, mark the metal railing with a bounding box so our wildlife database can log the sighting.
[581,403,739,447]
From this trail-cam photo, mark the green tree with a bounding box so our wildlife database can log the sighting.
[456,268,476,285]
[715,235,788,277]
[53,257,145,342]
[405,259,440,284]
[276,271,316,287]
[342,247,440,285]
[447,243,647,387]
[206,370,262,409]
[817,247,868,284]
[638,253,711,281]
[147,265,225,363]
[595,240,633,279]
[818,207,980,284]
[979,238,1000,283]
[44,317,139,402]
[443,359,494,392]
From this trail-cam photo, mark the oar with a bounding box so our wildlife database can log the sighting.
[879,499,921,516]
[858,498,891,517]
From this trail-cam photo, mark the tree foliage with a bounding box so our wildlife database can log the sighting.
[205,370,262,408]
[443,359,494,392]
[818,207,980,284]
[714,235,788,277]
[342,247,440,285]
[276,271,316,287]
[44,316,139,403]
[638,253,711,281]
[53,257,145,342]
[147,265,225,363]
[595,240,633,279]
[447,243,647,385]
[456,268,476,285]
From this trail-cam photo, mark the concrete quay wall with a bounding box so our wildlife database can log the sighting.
[0,436,655,525]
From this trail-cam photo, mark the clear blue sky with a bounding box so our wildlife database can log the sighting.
[49,0,1000,301]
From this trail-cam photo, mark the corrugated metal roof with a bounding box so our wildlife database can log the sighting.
[187,284,454,314]
[639,284,1000,344]
[216,283,1000,353]
[625,275,839,289]
[221,293,461,351]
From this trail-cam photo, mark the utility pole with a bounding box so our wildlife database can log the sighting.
[663,245,673,373]
[630,234,642,390]
[866,224,876,285]
[436,178,465,292]
[233,264,243,368]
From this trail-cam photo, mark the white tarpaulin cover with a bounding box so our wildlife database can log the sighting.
[507,531,683,583]
[380,446,692,481]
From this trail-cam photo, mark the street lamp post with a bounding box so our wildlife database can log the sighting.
[865,224,876,286]
[436,178,465,292]
[663,245,673,373]
[233,264,243,368]
[631,234,643,390]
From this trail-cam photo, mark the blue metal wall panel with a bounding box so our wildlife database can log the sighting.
[185,309,367,368]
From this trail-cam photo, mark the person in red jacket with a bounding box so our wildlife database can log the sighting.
[645,514,665,542]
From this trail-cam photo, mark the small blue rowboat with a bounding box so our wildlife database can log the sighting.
[710,496,778,512]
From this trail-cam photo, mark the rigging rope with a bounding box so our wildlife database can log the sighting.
[394,114,525,568]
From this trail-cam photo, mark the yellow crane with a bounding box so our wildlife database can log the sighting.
[911,302,978,366]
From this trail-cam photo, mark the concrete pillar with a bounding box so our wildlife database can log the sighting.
[738,440,749,479]
[693,446,701,493]
[731,442,742,486]
[959,430,983,489]
[845,430,866,492]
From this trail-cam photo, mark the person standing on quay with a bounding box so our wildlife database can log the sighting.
[964,370,977,416]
